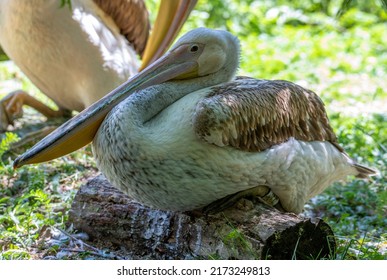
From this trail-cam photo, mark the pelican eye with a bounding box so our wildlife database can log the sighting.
[190,44,199,52]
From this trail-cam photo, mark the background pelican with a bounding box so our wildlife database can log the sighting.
[0,0,196,131]
[14,28,375,213]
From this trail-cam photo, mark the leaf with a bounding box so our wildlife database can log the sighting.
[0,132,19,159]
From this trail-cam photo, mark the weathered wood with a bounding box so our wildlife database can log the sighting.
[68,175,336,260]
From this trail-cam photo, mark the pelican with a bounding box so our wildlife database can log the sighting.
[0,0,196,131]
[14,28,376,213]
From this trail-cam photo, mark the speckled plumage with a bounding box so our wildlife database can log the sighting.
[194,77,341,153]
[93,78,373,213]
[89,29,376,215]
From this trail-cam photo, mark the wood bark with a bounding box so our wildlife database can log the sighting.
[68,174,336,260]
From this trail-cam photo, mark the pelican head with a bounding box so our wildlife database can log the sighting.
[14,28,240,168]
[172,28,240,79]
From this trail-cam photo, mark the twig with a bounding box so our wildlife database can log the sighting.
[53,227,125,260]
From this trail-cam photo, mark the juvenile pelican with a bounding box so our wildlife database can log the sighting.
[14,28,376,213]
[0,0,196,131]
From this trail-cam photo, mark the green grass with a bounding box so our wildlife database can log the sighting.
[0,132,96,259]
[0,1,386,259]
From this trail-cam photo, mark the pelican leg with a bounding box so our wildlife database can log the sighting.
[0,90,69,132]
[203,186,283,214]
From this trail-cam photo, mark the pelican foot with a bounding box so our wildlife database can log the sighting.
[0,101,13,132]
[0,90,71,132]
[0,90,28,131]
[256,190,285,212]
[256,189,279,207]
[202,185,281,214]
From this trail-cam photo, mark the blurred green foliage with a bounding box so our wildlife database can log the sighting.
[181,0,387,34]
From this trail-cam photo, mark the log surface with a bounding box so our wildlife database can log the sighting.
[68,175,336,260]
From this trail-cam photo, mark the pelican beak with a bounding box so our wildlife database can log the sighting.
[140,0,197,70]
[13,43,202,168]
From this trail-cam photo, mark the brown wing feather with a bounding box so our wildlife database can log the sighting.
[193,77,342,152]
[93,0,150,56]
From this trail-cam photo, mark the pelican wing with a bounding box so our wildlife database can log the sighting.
[193,77,342,152]
[93,0,150,56]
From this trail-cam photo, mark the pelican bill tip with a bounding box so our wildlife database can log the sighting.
[13,156,24,169]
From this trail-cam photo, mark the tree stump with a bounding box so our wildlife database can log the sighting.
[68,175,336,260]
